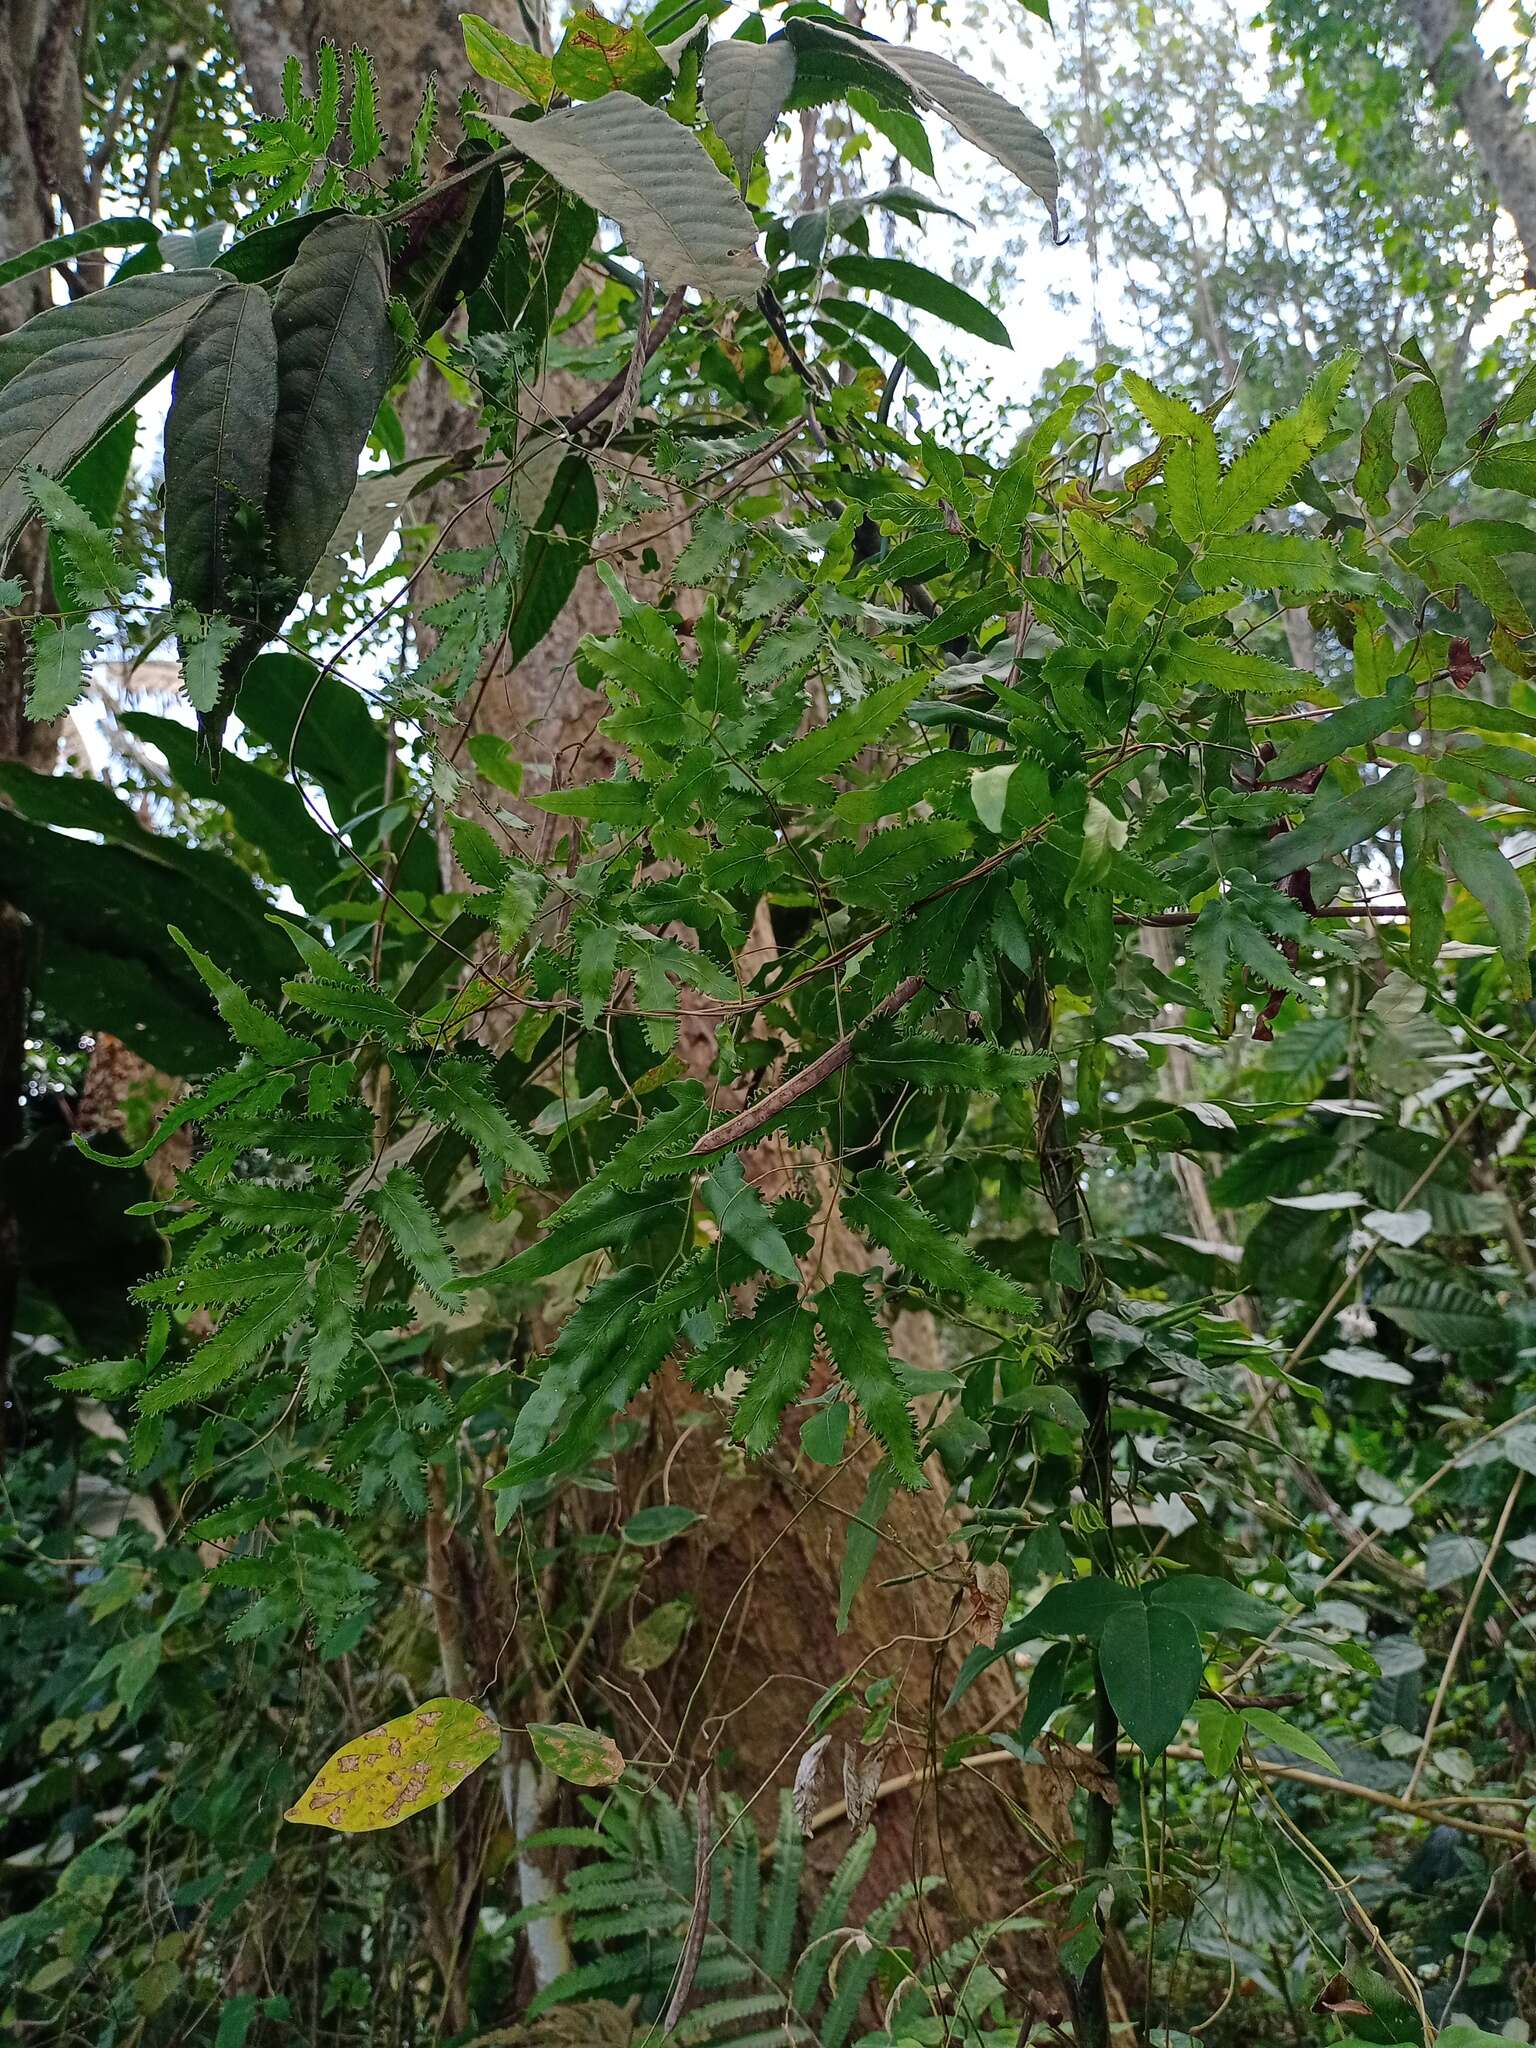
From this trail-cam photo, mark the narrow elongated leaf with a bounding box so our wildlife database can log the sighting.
[729,1286,818,1454]
[1099,1599,1201,1759]
[1241,1706,1336,1771]
[419,1057,548,1190]
[466,1182,685,1289]
[1252,763,1417,882]
[1427,797,1532,998]
[164,283,278,616]
[168,924,316,1061]
[512,453,598,664]
[1,292,219,558]
[856,1027,1052,1094]
[268,215,394,596]
[702,37,797,175]
[0,267,223,390]
[701,1153,799,1281]
[488,94,764,299]
[140,1271,310,1413]
[1210,353,1357,531]
[366,1167,460,1306]
[827,253,1009,348]
[815,1272,924,1487]
[1194,532,1344,594]
[762,675,925,795]
[0,218,157,291]
[286,1698,500,1830]
[1262,675,1416,780]
[837,1458,897,1632]
[1068,507,1176,601]
[307,1252,361,1410]
[1168,634,1304,698]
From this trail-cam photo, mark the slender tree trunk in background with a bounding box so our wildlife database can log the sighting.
[0,2,87,1436]
[1405,0,1536,286]
[222,2,1077,2013]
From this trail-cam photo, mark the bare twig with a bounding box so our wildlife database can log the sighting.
[688,974,926,1157]
[564,284,686,437]
[662,1769,713,2032]
[797,1742,1529,1849]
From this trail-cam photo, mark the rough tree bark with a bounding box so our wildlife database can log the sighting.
[1404,0,1536,286]
[222,1,1075,2020]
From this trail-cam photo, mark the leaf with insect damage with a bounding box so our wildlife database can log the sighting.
[285,1696,499,1831]
[528,1720,625,1786]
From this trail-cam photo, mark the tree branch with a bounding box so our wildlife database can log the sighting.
[688,974,926,1158]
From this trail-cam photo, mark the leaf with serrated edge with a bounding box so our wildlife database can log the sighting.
[285,1697,499,1831]
[487,95,763,299]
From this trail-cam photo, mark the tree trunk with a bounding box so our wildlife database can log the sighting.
[1405,0,1536,286]
[224,3,1076,2021]
[0,0,88,1427]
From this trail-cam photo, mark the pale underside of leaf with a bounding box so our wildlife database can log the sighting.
[701,38,798,177]
[489,95,765,300]
[795,25,1059,231]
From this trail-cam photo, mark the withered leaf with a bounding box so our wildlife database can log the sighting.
[793,1731,833,1835]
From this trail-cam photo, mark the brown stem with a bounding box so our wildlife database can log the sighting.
[688,974,925,1158]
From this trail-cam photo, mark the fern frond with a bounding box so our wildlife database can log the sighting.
[759,1792,805,1982]
[790,1827,877,2013]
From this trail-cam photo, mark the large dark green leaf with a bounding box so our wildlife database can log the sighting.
[213,209,345,285]
[0,777,289,1071]
[511,453,599,665]
[164,283,278,616]
[391,149,505,369]
[267,215,394,598]
[119,711,340,910]
[1099,1599,1202,1760]
[0,268,224,390]
[0,281,224,559]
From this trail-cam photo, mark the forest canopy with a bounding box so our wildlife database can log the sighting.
[1,2,1535,2045]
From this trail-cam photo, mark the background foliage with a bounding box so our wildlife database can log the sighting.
[1,2,1535,2046]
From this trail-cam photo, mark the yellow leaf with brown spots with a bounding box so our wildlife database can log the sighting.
[285,1696,500,1832]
